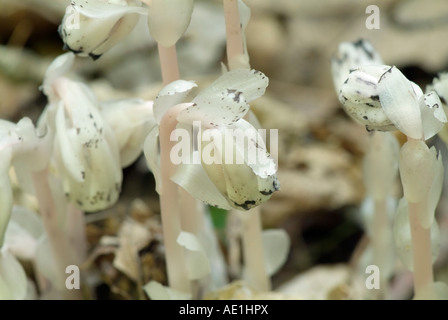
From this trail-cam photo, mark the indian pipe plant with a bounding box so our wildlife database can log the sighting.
[332,39,448,300]
[0,0,289,300]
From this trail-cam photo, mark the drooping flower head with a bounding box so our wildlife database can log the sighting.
[40,52,123,211]
[332,39,447,140]
[144,69,280,210]
[59,0,147,60]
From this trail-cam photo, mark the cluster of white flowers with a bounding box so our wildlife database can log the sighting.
[0,0,282,299]
[59,0,193,59]
[332,39,448,300]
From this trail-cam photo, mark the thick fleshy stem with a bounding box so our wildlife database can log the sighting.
[159,103,191,293]
[156,22,223,296]
[372,198,391,298]
[32,167,83,300]
[240,208,271,291]
[223,0,246,70]
[402,137,434,298]
[223,0,270,292]
[157,44,180,86]
[408,200,434,296]
[157,40,203,237]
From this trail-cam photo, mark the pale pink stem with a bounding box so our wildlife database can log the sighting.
[157,44,180,85]
[223,0,245,69]
[32,168,83,300]
[404,137,434,297]
[223,0,270,291]
[408,200,434,296]
[372,198,391,298]
[241,207,271,291]
[159,103,191,293]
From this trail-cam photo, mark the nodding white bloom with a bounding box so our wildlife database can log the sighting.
[332,39,447,139]
[41,53,122,212]
[146,0,194,47]
[100,99,157,168]
[59,0,147,60]
[338,65,447,139]
[0,118,51,246]
[331,39,384,94]
[144,69,280,211]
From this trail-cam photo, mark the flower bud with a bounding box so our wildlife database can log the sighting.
[49,78,123,211]
[59,0,147,60]
[200,122,279,210]
[331,39,384,93]
[147,0,194,47]
[338,65,396,132]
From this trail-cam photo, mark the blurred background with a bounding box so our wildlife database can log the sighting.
[1,0,448,299]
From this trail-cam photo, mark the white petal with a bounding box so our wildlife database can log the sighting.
[231,119,277,178]
[178,69,268,127]
[143,281,191,300]
[60,0,146,59]
[55,101,85,182]
[171,151,232,210]
[419,91,447,140]
[72,0,148,18]
[200,125,279,210]
[147,0,194,47]
[262,229,290,276]
[42,52,75,95]
[331,39,384,93]
[428,72,448,106]
[204,69,268,103]
[0,248,28,300]
[378,66,423,139]
[177,231,210,281]
[154,80,197,124]
[338,65,396,131]
[143,126,162,194]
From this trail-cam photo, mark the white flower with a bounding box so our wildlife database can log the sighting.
[331,39,384,94]
[339,65,447,139]
[59,0,147,60]
[144,69,280,210]
[41,53,123,212]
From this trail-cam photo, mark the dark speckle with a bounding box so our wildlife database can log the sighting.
[234,200,257,211]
